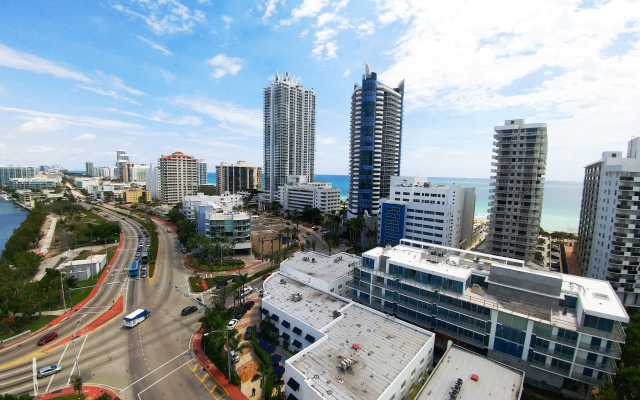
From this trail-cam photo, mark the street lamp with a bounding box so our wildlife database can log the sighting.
[71,314,86,393]
[204,330,231,382]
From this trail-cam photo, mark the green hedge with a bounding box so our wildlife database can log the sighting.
[251,324,273,400]
[251,266,278,280]
[189,276,205,292]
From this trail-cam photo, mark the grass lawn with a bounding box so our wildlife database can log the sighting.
[189,276,205,292]
[50,395,87,400]
[0,315,58,341]
[29,315,58,332]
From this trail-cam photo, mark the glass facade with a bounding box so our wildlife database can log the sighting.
[357,78,377,215]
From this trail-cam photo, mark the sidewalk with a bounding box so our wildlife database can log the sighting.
[39,385,120,399]
[37,216,58,256]
[193,327,249,400]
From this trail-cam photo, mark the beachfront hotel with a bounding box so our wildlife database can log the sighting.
[342,240,627,395]
[263,72,316,202]
[377,176,476,249]
[347,62,404,219]
[485,119,548,264]
[575,137,640,307]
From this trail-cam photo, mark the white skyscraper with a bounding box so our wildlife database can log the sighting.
[348,62,404,218]
[197,159,207,186]
[576,138,640,306]
[263,72,316,201]
[115,149,130,181]
[146,163,160,200]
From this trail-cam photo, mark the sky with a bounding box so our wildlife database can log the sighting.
[0,0,639,181]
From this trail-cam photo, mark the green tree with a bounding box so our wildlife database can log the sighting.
[251,360,273,399]
[72,375,83,394]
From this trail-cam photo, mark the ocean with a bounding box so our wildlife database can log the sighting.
[207,173,583,232]
[0,197,28,254]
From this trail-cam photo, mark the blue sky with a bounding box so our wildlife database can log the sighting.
[0,0,639,181]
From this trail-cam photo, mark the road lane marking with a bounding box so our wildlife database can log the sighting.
[0,366,31,378]
[187,361,225,400]
[32,358,38,398]
[120,349,190,392]
[45,343,69,393]
[66,335,88,386]
[135,359,193,400]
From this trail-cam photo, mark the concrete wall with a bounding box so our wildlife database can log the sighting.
[488,265,562,299]
[460,187,476,250]
[488,349,564,389]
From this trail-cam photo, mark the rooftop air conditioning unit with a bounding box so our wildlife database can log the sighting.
[339,358,355,371]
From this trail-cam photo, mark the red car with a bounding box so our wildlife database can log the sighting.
[262,273,271,280]
[37,332,58,346]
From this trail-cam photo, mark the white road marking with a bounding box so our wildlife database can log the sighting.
[134,359,193,400]
[45,343,69,393]
[32,358,38,397]
[0,366,31,378]
[66,335,88,386]
[119,349,190,392]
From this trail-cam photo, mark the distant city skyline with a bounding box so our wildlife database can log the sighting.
[0,1,638,181]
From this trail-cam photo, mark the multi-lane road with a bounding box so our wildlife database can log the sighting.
[0,205,229,399]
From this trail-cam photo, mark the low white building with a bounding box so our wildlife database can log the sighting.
[9,177,59,190]
[261,273,436,400]
[275,175,341,214]
[279,251,361,298]
[60,254,107,282]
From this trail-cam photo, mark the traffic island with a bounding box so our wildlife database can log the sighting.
[39,385,120,399]
[193,327,249,400]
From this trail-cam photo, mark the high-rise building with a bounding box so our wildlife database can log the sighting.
[0,165,37,187]
[378,176,476,249]
[348,62,404,218]
[576,138,640,306]
[128,164,150,183]
[485,119,547,263]
[197,159,208,186]
[216,161,262,194]
[263,72,316,201]
[146,164,159,200]
[276,175,340,215]
[115,149,130,181]
[158,152,198,206]
[85,162,94,177]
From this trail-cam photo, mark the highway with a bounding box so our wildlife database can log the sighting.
[0,205,229,400]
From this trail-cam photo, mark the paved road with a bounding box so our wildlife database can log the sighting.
[0,205,229,400]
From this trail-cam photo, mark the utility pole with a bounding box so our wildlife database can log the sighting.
[71,314,85,392]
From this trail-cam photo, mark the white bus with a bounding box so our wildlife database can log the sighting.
[123,309,150,328]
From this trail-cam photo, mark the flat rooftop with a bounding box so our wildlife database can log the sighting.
[417,345,523,400]
[282,251,361,283]
[263,275,349,330]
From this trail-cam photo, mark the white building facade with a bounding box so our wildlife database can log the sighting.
[276,175,340,214]
[263,72,316,201]
[158,151,198,206]
[197,159,207,186]
[378,176,476,249]
[115,149,130,181]
[576,138,640,307]
[145,163,160,200]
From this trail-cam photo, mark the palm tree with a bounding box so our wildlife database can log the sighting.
[251,361,273,399]
[325,239,335,256]
[95,392,113,400]
[72,375,83,394]
[215,286,233,309]
[276,232,283,252]
[237,273,250,302]
[311,240,316,251]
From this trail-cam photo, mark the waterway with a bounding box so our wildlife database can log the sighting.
[0,196,28,254]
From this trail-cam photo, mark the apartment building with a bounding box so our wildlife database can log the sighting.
[348,62,404,218]
[158,152,198,206]
[85,161,93,177]
[128,164,150,183]
[115,149,130,181]
[216,161,262,194]
[261,273,435,400]
[486,119,548,264]
[263,72,316,201]
[0,165,37,187]
[197,159,208,186]
[378,176,476,249]
[276,175,340,214]
[9,177,59,190]
[575,138,640,307]
[146,164,159,200]
[124,188,151,203]
[347,240,628,393]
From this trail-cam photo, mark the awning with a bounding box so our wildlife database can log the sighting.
[281,320,290,328]
[271,326,280,333]
[281,332,291,340]
[305,334,316,343]
[287,392,299,400]
[287,378,300,391]
[261,308,269,315]
[271,314,280,321]
[292,327,302,335]
[292,339,302,348]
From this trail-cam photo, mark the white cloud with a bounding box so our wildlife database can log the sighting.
[357,21,375,36]
[78,85,141,105]
[0,106,146,131]
[196,0,211,4]
[262,0,280,21]
[0,43,91,82]
[317,136,337,145]
[221,15,233,29]
[299,29,309,38]
[207,54,243,78]
[106,108,203,126]
[137,36,173,55]
[112,0,206,35]
[171,95,262,134]
[155,66,175,82]
[342,68,351,77]
[312,28,338,59]
[268,74,275,81]
[18,117,67,134]
[281,0,330,25]
[111,76,145,96]
[73,133,97,141]
[186,132,198,137]
[25,146,54,153]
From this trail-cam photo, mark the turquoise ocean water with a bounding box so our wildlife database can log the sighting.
[207,173,582,232]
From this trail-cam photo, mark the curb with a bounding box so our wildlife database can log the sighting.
[39,384,120,399]
[193,327,249,400]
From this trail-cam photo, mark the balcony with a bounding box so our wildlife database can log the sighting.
[433,324,486,348]
[570,371,611,387]
[574,357,617,374]
[530,344,574,362]
[529,359,571,377]
[533,330,578,346]
[577,342,622,359]
[435,312,488,334]
[579,321,626,343]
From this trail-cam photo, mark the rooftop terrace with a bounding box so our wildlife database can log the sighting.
[282,251,362,283]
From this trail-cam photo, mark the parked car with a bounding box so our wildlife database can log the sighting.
[235,309,247,319]
[216,281,228,289]
[167,228,172,233]
[227,319,239,330]
[306,240,311,245]
[37,365,62,379]
[141,270,147,278]
[228,349,240,363]
[262,273,271,280]
[37,332,58,346]
[550,254,559,260]
[181,306,198,316]
[245,300,255,310]
[245,326,253,340]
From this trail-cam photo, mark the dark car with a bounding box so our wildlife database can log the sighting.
[235,309,247,319]
[37,332,58,346]
[216,281,228,289]
[550,254,560,260]
[244,300,255,310]
[245,326,253,340]
[181,306,198,316]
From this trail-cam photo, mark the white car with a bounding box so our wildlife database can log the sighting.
[37,365,62,379]
[227,319,239,330]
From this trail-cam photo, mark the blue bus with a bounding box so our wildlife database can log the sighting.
[129,261,139,277]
